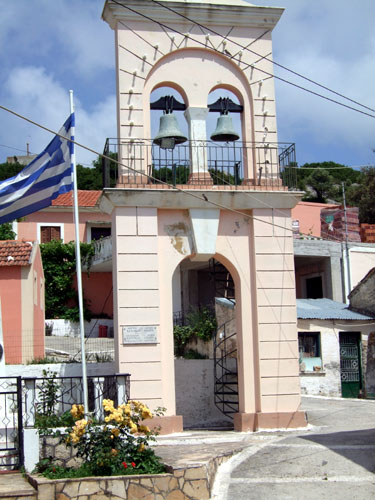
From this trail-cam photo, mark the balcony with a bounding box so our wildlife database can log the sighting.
[102,139,297,191]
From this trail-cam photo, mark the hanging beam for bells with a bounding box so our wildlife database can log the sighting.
[208,97,243,113]
[150,95,187,111]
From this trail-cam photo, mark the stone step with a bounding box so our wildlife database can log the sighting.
[0,473,36,500]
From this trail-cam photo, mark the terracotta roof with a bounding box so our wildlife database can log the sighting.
[51,190,101,207]
[0,241,33,266]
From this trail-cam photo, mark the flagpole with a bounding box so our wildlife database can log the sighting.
[69,90,89,414]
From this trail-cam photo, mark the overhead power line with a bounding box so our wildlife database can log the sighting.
[150,0,375,115]
[109,1,375,119]
[0,101,310,237]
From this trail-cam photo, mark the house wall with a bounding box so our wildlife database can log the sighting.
[72,272,113,318]
[349,247,375,290]
[298,318,374,397]
[291,202,340,238]
[32,247,45,360]
[349,272,375,316]
[18,211,111,243]
[0,267,22,364]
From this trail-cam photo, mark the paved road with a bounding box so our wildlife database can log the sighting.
[213,396,375,499]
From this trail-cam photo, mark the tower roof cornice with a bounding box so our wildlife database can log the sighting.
[102,0,284,30]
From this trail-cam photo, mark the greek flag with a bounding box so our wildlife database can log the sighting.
[0,115,74,224]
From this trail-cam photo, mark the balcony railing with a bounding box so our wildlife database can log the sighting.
[102,139,297,190]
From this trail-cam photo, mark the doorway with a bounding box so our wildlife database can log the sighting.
[339,332,362,398]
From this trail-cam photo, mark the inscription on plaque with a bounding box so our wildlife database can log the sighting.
[122,325,158,344]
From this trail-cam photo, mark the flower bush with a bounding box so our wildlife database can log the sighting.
[36,400,166,478]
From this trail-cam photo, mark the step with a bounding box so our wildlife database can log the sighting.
[0,473,36,500]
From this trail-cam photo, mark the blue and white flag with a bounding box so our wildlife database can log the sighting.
[0,114,74,224]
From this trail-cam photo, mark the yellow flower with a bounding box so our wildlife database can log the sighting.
[111,448,118,456]
[111,428,120,437]
[138,443,145,452]
[141,408,153,420]
[138,424,150,434]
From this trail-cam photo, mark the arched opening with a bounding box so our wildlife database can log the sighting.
[172,256,238,429]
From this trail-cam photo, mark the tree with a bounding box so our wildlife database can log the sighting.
[40,240,94,320]
[0,161,24,182]
[302,168,338,203]
[347,166,375,223]
[0,222,16,240]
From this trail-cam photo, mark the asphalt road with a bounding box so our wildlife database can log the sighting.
[212,396,375,499]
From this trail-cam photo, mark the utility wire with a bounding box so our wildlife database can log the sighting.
[112,0,375,119]
[0,101,309,237]
[150,0,375,115]
[0,102,355,244]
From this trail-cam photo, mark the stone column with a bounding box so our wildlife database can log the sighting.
[184,107,212,184]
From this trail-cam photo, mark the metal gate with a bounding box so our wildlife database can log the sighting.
[339,332,362,398]
[0,377,23,470]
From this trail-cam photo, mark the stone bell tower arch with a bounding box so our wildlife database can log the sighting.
[101,0,306,432]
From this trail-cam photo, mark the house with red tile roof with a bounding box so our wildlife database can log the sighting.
[15,190,113,320]
[0,240,44,363]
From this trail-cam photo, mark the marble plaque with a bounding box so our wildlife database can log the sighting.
[122,325,158,344]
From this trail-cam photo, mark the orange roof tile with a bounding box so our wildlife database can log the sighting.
[51,190,101,207]
[0,241,33,266]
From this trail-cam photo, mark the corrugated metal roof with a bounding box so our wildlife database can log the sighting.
[297,298,374,320]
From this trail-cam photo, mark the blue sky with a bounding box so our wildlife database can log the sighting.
[0,0,374,169]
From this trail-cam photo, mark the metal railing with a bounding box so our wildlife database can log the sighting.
[102,139,297,189]
[22,373,130,428]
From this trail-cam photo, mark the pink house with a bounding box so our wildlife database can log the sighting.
[0,241,44,364]
[291,201,340,238]
[17,190,113,319]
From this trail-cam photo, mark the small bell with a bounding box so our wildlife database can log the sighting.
[210,112,239,142]
[153,112,188,150]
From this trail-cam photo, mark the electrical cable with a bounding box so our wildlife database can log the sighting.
[0,101,316,237]
[112,0,375,119]
[149,0,375,115]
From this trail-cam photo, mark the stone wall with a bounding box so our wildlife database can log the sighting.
[29,452,232,500]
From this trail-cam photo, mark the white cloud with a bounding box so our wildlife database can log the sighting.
[1,66,116,167]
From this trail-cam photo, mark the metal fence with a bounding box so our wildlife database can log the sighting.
[102,139,297,189]
[22,373,130,428]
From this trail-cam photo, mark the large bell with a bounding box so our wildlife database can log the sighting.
[153,112,188,149]
[210,113,239,142]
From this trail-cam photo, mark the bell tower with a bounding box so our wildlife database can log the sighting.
[102,0,307,432]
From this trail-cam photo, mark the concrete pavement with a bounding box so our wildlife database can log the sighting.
[212,396,375,499]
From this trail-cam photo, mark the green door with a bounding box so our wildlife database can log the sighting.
[339,332,362,398]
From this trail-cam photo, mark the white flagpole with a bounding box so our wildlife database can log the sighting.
[69,90,89,414]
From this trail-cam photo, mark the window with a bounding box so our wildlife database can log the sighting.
[305,276,323,299]
[90,227,111,241]
[38,223,64,243]
[298,332,322,372]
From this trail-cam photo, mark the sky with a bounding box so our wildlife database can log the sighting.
[0,0,374,169]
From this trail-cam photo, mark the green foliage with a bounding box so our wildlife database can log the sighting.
[173,325,193,357]
[347,166,375,223]
[0,222,16,240]
[294,162,361,203]
[40,240,94,320]
[151,165,190,185]
[35,400,166,478]
[0,161,24,182]
[173,307,217,357]
[186,307,217,342]
[302,168,337,203]
[183,349,208,360]
[34,369,75,429]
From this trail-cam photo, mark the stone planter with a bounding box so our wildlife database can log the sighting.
[27,450,232,499]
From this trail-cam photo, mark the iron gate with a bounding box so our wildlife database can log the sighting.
[339,332,362,398]
[0,377,23,469]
